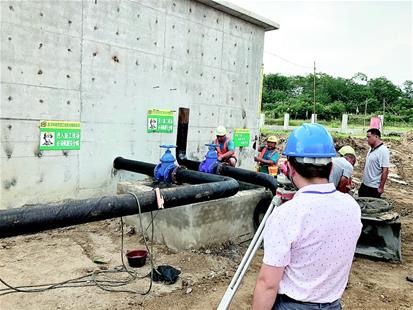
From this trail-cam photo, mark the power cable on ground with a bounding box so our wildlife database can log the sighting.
[0,193,158,296]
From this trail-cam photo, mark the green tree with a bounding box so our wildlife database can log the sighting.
[367,77,402,112]
[261,72,412,124]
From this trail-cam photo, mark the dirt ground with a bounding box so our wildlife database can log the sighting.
[1,134,412,309]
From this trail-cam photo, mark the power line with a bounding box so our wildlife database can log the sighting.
[264,50,313,69]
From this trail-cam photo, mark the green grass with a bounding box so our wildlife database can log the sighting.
[260,128,290,136]
[329,132,401,141]
[264,117,412,133]
[260,127,402,141]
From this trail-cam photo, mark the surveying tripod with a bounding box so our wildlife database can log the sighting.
[217,196,282,309]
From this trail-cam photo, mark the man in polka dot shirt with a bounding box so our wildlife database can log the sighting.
[252,124,362,310]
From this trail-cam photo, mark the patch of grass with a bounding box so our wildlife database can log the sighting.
[260,128,401,141]
[264,118,411,134]
[260,128,290,136]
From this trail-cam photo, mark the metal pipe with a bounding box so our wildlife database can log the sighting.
[176,107,190,164]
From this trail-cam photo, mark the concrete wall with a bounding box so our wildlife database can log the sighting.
[1,0,271,210]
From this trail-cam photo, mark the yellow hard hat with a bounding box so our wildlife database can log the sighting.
[215,126,227,136]
[267,136,278,143]
[338,145,356,156]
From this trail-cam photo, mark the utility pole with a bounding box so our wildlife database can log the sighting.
[313,61,316,114]
[364,98,368,128]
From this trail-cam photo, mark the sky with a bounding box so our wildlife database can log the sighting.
[226,0,412,86]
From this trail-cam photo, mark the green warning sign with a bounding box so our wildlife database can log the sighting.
[39,120,81,150]
[233,128,250,147]
[147,109,174,133]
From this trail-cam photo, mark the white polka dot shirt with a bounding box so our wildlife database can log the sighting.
[263,183,362,303]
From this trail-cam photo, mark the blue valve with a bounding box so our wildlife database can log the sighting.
[199,143,219,174]
[154,145,177,183]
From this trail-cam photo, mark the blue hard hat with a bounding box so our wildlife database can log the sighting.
[283,123,336,158]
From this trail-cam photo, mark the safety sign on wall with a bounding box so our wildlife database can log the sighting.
[233,128,250,147]
[147,109,174,133]
[39,120,81,150]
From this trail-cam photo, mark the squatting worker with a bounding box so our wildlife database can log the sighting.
[254,136,280,176]
[214,125,237,167]
[359,128,390,198]
[329,145,356,193]
[252,123,362,310]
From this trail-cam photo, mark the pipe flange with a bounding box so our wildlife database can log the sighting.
[172,166,184,184]
[216,163,224,175]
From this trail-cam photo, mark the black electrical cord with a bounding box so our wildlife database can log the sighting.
[0,193,157,296]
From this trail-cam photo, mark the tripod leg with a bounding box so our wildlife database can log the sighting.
[217,196,281,310]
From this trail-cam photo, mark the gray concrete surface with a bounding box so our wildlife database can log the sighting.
[1,0,278,209]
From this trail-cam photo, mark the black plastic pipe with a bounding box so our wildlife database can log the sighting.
[0,180,238,239]
[177,156,201,171]
[114,157,237,185]
[218,165,277,195]
[177,157,277,195]
[174,107,277,195]
[0,161,239,239]
[114,157,156,176]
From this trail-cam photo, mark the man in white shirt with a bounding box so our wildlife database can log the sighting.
[252,124,362,310]
[359,128,390,198]
[329,145,356,193]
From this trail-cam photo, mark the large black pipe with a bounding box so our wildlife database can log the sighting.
[0,180,238,239]
[218,165,277,195]
[0,162,239,239]
[177,156,201,171]
[175,107,277,195]
[114,157,156,176]
[114,157,236,185]
[177,157,277,195]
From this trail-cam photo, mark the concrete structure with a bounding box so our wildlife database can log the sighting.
[283,113,289,130]
[118,181,271,250]
[378,115,384,130]
[1,0,278,210]
[311,113,317,124]
[341,114,348,132]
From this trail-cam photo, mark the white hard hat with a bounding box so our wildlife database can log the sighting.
[215,126,227,136]
[338,145,356,157]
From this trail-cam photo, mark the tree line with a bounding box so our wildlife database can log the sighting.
[262,73,413,124]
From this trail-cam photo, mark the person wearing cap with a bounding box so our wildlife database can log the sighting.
[252,123,362,310]
[254,136,280,176]
[329,145,357,193]
[359,128,390,198]
[214,125,237,167]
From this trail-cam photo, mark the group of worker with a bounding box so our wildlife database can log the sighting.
[213,123,393,309]
[213,125,390,198]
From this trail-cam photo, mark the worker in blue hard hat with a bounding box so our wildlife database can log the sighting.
[214,126,237,167]
[252,123,362,310]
